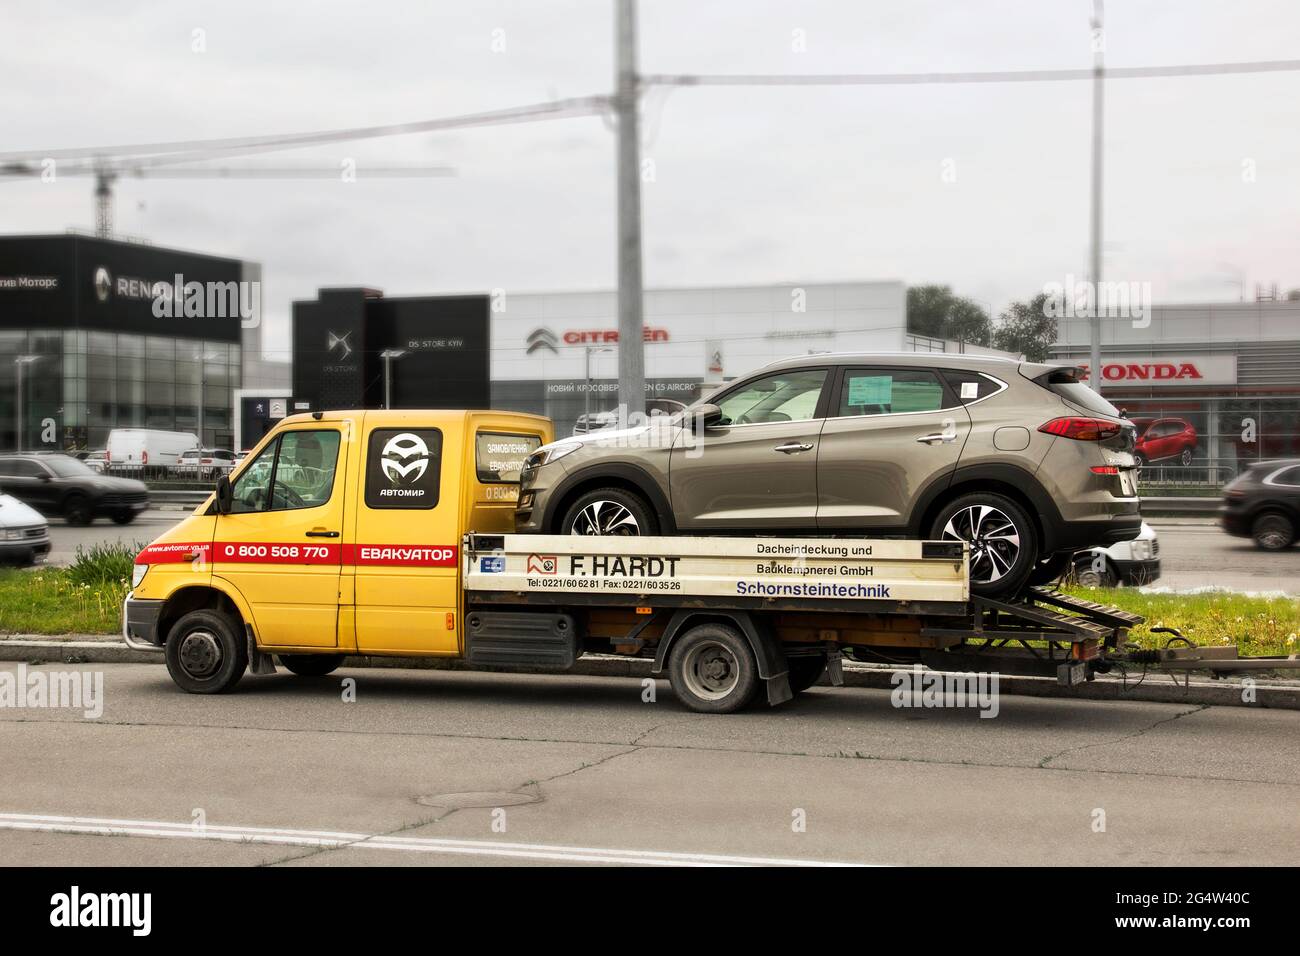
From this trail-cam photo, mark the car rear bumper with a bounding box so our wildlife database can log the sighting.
[1220,506,1251,537]
[1052,514,1143,552]
[121,591,165,650]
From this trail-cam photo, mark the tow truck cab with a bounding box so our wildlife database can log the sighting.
[123,409,551,663]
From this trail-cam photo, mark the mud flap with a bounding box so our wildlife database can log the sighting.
[825,645,845,686]
[765,673,793,706]
[247,625,277,676]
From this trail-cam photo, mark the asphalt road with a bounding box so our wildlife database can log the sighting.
[1,662,1296,866]
[36,512,1300,595]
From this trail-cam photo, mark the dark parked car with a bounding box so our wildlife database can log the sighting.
[0,453,151,526]
[1221,459,1300,550]
[1131,417,1198,467]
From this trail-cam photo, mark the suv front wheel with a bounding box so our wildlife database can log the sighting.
[559,487,659,537]
[930,492,1039,598]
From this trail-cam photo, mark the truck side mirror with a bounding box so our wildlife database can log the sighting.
[691,403,724,431]
[214,474,233,514]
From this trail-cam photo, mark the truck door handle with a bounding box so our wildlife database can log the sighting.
[774,442,814,454]
[305,530,340,538]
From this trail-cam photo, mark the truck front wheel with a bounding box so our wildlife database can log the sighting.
[164,609,248,694]
[668,623,759,714]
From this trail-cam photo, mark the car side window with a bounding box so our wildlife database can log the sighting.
[838,369,948,417]
[1273,466,1300,487]
[940,370,1001,405]
[715,369,828,425]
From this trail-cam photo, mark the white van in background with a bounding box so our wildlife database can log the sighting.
[106,429,199,476]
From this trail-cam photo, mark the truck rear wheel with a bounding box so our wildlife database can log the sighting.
[279,653,345,677]
[668,623,758,714]
[164,609,248,694]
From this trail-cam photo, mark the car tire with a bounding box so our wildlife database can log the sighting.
[164,608,248,694]
[1074,556,1117,588]
[559,487,659,537]
[786,655,827,695]
[279,653,345,677]
[1027,550,1073,587]
[110,509,136,525]
[1252,512,1295,551]
[62,494,93,526]
[668,622,759,714]
[930,492,1039,598]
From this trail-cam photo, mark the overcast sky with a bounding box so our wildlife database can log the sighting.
[3,0,1298,359]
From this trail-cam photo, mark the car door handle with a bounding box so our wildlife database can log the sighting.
[774,442,814,454]
[916,432,957,445]
[305,530,340,538]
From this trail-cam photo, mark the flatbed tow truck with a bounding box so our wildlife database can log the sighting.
[456,533,1300,712]
[121,409,1300,712]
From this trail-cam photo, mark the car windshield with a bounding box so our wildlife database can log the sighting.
[43,456,96,478]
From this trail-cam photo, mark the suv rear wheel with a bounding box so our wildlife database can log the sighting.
[1252,512,1295,551]
[930,492,1039,598]
[559,487,659,536]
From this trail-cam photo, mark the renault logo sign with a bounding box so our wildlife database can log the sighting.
[94,267,111,303]
[380,432,430,484]
[526,327,558,355]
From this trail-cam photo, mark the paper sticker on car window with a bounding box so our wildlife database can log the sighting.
[847,375,892,407]
[961,381,978,400]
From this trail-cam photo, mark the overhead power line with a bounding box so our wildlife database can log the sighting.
[642,58,1300,87]
[0,95,611,164]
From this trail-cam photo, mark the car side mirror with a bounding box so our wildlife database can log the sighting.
[691,403,725,431]
[214,474,233,514]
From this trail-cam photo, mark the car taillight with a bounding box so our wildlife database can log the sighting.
[1038,417,1123,441]
[141,450,148,465]
[1090,465,1120,475]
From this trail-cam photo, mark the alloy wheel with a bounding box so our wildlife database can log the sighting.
[941,504,1022,585]
[568,500,641,536]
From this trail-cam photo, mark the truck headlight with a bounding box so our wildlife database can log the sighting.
[132,564,149,588]
[4,529,22,541]
[1129,540,1151,561]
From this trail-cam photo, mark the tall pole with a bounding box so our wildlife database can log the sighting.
[615,0,646,420]
[14,360,22,453]
[1088,0,1105,393]
[384,353,393,409]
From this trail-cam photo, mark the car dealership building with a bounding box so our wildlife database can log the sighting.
[1050,299,1300,478]
[0,233,285,453]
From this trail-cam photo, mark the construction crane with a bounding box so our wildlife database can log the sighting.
[0,158,456,238]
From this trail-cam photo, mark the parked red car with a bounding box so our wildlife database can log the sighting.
[1131,417,1197,467]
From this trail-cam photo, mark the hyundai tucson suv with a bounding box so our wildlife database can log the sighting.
[515,353,1142,597]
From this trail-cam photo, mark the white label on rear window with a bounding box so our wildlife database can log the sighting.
[961,381,978,399]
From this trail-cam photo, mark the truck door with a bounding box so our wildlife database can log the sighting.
[352,423,461,655]
[212,426,348,648]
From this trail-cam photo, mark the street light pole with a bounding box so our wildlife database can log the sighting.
[1088,0,1105,394]
[380,349,408,409]
[615,0,646,422]
[13,355,39,452]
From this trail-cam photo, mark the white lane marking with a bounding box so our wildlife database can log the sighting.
[0,812,867,867]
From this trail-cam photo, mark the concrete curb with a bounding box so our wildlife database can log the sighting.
[2,637,1296,710]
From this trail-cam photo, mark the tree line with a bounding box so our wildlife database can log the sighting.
[906,285,1057,362]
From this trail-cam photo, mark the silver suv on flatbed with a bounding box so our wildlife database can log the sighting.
[515,353,1142,597]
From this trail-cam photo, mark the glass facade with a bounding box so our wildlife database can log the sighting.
[1110,395,1300,483]
[0,329,240,451]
